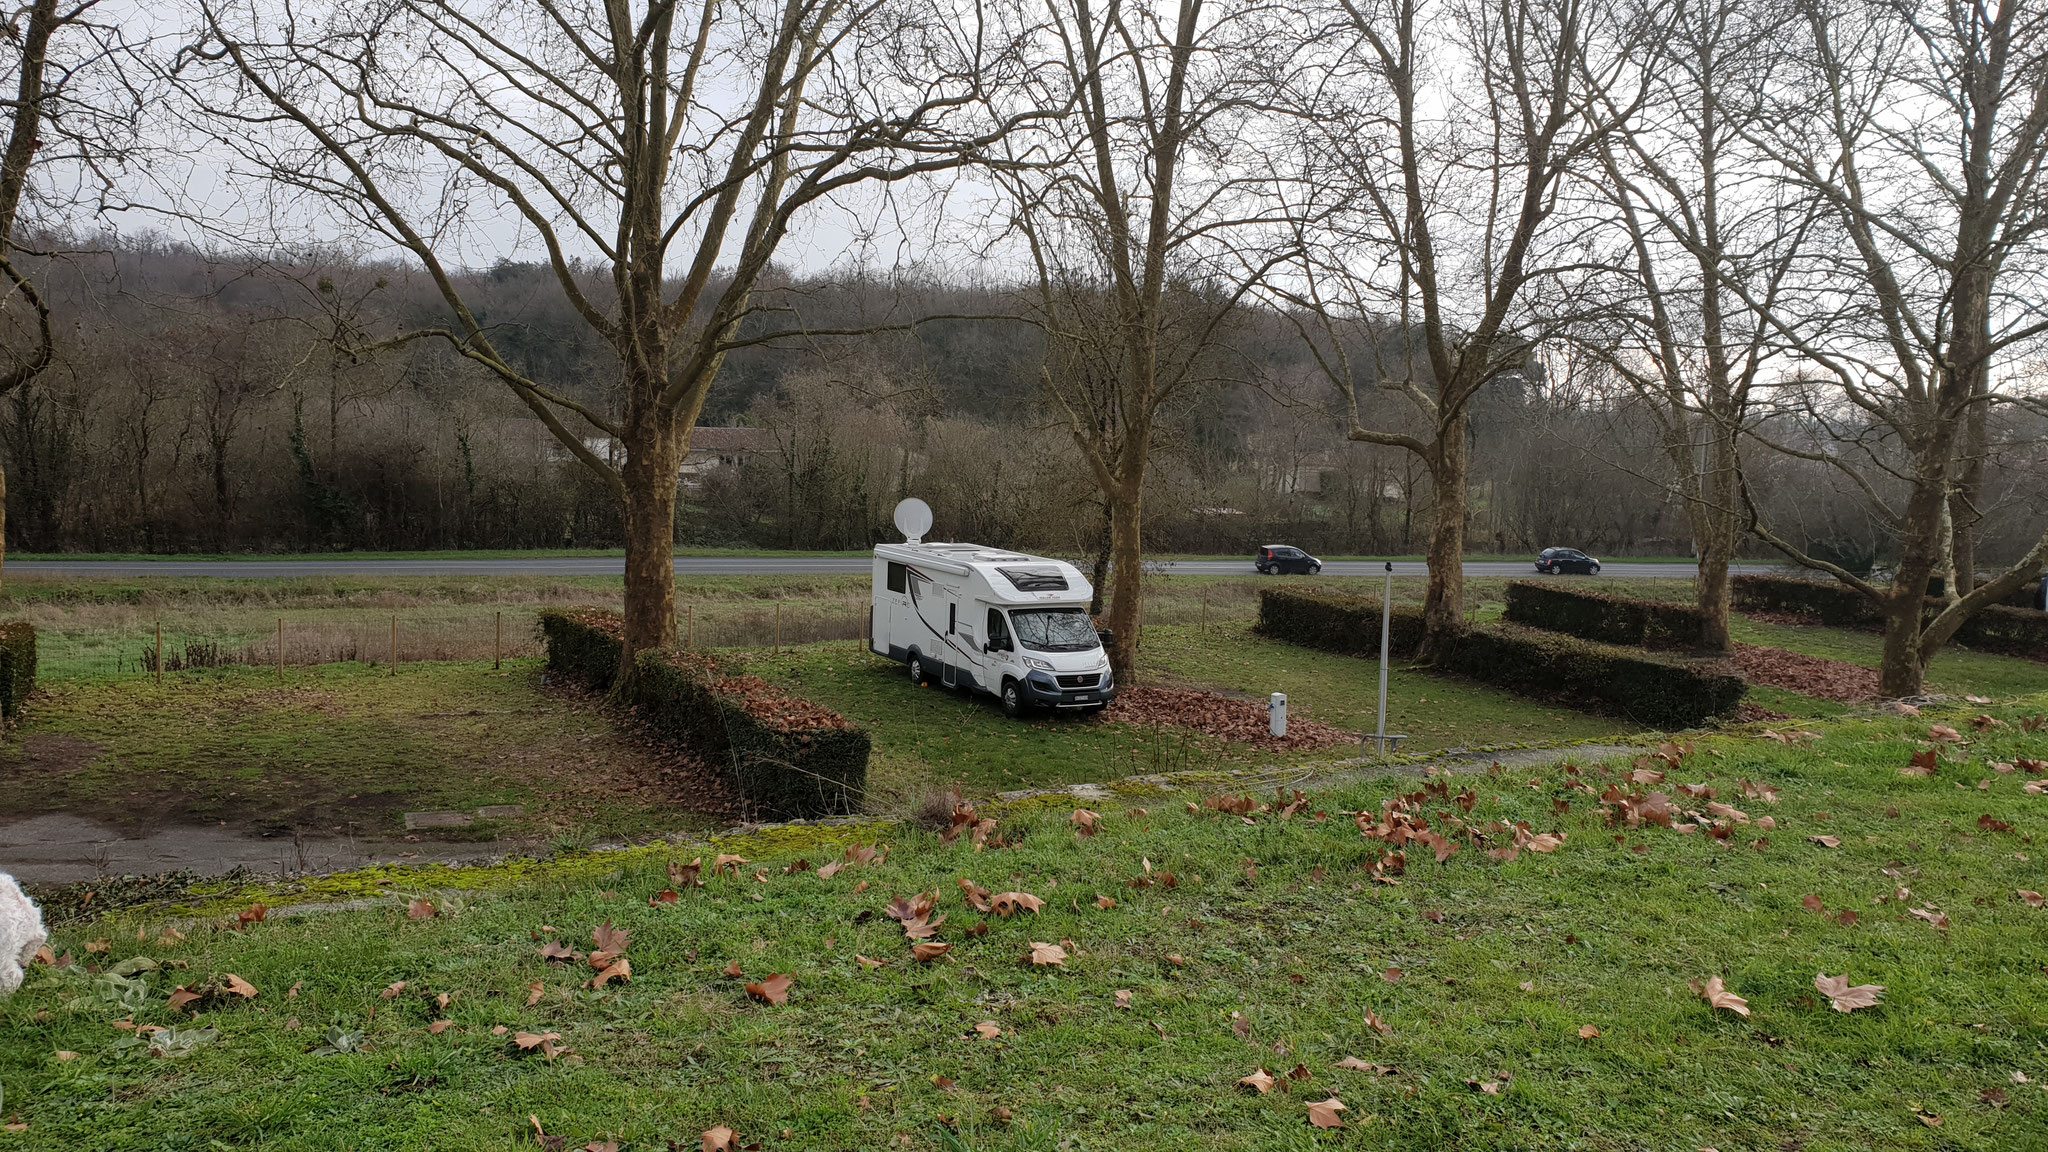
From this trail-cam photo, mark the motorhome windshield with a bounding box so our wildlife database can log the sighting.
[1010,608,1099,652]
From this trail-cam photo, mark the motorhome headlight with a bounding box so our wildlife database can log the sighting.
[1024,656,1055,671]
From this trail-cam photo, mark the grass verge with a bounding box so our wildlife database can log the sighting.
[0,661,719,844]
[4,699,2044,1149]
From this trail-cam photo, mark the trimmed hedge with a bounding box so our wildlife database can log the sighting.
[1439,624,1745,730]
[540,609,869,820]
[1953,605,2048,661]
[1257,588,1428,657]
[1733,573,2048,661]
[1730,574,1878,625]
[1503,581,1707,649]
[1261,588,1742,728]
[0,620,34,718]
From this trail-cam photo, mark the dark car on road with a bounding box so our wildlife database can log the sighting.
[1535,547,1601,575]
[1255,545,1322,575]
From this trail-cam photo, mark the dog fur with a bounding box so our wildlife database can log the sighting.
[0,872,47,995]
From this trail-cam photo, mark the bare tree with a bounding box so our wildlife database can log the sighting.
[176,0,1039,679]
[1733,0,2048,696]
[1580,0,1804,650]
[0,0,133,585]
[1278,0,1644,658]
[999,0,1293,678]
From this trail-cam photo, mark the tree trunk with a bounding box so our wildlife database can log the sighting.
[1877,595,1927,699]
[1104,482,1143,680]
[1879,474,1950,697]
[617,438,679,688]
[0,456,8,598]
[1691,422,1739,652]
[1088,503,1111,616]
[1696,549,1731,652]
[1417,413,1468,661]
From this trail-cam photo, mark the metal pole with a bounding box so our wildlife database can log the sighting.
[1375,561,1392,756]
[494,611,502,670]
[390,613,398,675]
[155,621,163,686]
[277,619,284,678]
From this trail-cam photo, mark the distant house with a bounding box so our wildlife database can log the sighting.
[538,426,769,486]
[680,426,770,485]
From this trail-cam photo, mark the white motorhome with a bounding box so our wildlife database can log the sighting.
[871,501,1115,717]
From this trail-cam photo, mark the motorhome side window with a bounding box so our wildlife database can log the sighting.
[986,608,1009,648]
[1011,607,1100,652]
[886,562,907,593]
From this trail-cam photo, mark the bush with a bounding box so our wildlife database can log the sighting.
[0,620,35,718]
[1730,574,1880,625]
[1503,582,1707,649]
[1261,589,1741,728]
[1439,624,1746,729]
[1952,605,2048,661]
[1258,589,1428,657]
[539,610,870,820]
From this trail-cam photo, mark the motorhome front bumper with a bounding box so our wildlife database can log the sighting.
[1021,669,1115,707]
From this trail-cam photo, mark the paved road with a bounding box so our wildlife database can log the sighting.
[9,555,1781,579]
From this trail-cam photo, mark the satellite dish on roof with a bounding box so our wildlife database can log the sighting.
[893,497,934,544]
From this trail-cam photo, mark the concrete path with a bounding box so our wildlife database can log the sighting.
[10,555,1779,580]
[0,813,530,886]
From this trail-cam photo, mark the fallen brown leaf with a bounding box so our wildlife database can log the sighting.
[745,973,793,1005]
[1305,1097,1348,1129]
[1028,941,1067,967]
[1239,1067,1276,1094]
[1814,972,1884,1013]
[1694,976,1750,1017]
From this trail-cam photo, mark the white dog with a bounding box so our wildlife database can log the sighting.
[0,872,47,996]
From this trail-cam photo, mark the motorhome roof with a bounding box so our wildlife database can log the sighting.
[878,542,1035,564]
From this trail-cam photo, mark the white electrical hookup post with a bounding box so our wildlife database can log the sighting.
[1269,692,1287,738]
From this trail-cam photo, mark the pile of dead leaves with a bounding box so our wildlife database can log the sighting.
[1730,644,1881,703]
[652,651,861,733]
[1103,685,1355,750]
[1352,777,1567,877]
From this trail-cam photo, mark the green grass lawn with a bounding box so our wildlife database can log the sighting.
[6,699,2045,1150]
[743,621,1643,808]
[1140,622,1639,749]
[0,662,720,844]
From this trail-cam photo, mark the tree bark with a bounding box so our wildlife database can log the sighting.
[617,434,680,682]
[1417,415,1468,660]
[1104,475,1144,680]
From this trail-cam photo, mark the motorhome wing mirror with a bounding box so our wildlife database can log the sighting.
[1095,628,1114,649]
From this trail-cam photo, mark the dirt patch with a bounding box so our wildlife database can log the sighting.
[0,732,106,777]
[1105,685,1357,751]
[1731,643,1881,703]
